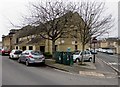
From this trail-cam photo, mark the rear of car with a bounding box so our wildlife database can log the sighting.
[9,50,22,59]
[1,48,10,56]
[106,49,114,54]
[18,50,45,66]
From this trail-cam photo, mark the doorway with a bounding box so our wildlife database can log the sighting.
[40,46,45,53]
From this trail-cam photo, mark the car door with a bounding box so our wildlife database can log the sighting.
[23,52,29,62]
[85,51,91,59]
[80,51,86,60]
[19,53,25,62]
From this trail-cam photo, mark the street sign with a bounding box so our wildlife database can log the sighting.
[92,37,97,43]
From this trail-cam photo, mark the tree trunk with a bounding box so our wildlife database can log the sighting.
[52,40,56,59]
[80,43,85,64]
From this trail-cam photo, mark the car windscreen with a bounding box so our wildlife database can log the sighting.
[2,48,9,51]
[81,51,86,55]
[31,51,42,55]
[14,51,22,54]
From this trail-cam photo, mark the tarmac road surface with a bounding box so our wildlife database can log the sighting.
[2,56,118,85]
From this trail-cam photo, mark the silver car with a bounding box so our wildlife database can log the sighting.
[9,49,22,59]
[73,50,93,63]
[18,50,45,66]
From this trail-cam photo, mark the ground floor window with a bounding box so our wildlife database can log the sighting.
[29,46,33,50]
[22,46,26,51]
[75,45,78,51]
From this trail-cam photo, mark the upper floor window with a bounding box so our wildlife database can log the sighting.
[16,38,19,43]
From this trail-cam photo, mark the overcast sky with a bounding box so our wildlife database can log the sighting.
[0,0,119,41]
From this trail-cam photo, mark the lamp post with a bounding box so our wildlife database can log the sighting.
[89,14,94,50]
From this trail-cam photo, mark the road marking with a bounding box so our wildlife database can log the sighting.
[109,55,118,58]
[54,69,76,75]
[79,71,105,77]
[96,57,104,67]
[55,68,106,78]
[54,66,117,78]
[108,62,118,65]
[98,58,120,73]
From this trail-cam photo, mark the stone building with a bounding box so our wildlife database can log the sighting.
[2,29,18,50]
[98,38,118,54]
[3,12,89,54]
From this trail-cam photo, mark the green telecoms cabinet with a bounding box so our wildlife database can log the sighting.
[63,52,73,66]
[54,52,63,64]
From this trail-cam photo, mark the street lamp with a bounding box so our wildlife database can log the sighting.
[72,41,75,45]
[58,39,64,45]
[89,14,94,50]
[61,40,64,44]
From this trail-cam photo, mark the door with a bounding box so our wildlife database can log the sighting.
[22,46,26,51]
[81,51,86,59]
[75,45,78,51]
[85,51,91,60]
[55,45,58,51]
[40,46,45,53]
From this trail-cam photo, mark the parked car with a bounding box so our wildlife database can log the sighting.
[18,50,45,66]
[101,49,107,53]
[1,48,10,56]
[73,50,93,63]
[98,48,103,52]
[106,49,114,54]
[9,49,22,59]
[89,49,97,54]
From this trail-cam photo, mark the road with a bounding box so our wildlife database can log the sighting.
[2,55,118,85]
[96,52,119,72]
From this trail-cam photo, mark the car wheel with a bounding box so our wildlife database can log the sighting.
[89,58,92,62]
[18,58,21,63]
[41,62,45,65]
[25,60,30,66]
[9,56,11,59]
[12,55,14,59]
[76,58,80,63]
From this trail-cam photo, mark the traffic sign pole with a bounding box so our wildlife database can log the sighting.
[92,37,97,63]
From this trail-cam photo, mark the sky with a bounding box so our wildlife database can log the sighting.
[0,0,119,41]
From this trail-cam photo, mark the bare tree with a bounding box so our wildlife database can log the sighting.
[25,1,76,57]
[73,1,114,64]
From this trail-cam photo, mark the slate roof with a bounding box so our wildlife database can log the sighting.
[26,37,44,45]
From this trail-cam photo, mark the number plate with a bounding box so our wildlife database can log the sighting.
[35,61,42,63]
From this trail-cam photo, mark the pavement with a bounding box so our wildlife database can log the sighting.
[45,58,118,78]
